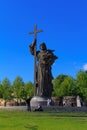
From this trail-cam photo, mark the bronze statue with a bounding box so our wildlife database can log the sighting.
[29,25,58,98]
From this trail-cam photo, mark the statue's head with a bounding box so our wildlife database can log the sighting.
[40,42,47,50]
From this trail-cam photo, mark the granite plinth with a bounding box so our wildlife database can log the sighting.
[30,96,48,110]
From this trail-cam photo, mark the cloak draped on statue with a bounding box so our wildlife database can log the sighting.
[29,39,58,97]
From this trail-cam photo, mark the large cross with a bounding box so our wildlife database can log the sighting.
[28,24,43,39]
[28,24,43,96]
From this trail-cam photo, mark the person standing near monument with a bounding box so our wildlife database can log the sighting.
[29,38,58,98]
[26,97,31,111]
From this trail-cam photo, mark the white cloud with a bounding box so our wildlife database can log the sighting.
[83,64,87,71]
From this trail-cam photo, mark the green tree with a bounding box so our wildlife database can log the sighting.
[0,83,3,98]
[52,74,68,96]
[12,76,24,104]
[2,78,11,106]
[52,75,76,97]
[76,70,87,102]
[24,81,34,99]
[59,76,76,96]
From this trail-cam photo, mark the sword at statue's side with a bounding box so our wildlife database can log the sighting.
[28,24,43,96]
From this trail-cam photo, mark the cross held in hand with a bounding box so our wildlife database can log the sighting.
[28,24,43,39]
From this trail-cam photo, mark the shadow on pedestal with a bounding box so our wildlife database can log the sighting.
[30,96,49,110]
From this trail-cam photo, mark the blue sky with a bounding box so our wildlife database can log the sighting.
[0,0,87,83]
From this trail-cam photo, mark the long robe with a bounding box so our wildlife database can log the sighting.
[30,44,57,97]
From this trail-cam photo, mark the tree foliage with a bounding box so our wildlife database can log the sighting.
[12,76,25,101]
[1,78,11,105]
[0,70,87,104]
[0,83,3,98]
[76,70,87,100]
[24,82,34,99]
[52,74,76,97]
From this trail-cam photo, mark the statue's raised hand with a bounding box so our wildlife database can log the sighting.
[33,38,37,46]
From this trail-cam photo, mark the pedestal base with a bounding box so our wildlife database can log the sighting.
[30,96,48,110]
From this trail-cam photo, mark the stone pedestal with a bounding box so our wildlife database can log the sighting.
[30,96,48,110]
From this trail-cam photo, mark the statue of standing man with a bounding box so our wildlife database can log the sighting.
[29,25,58,98]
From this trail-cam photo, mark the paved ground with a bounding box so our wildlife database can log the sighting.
[0,105,87,112]
[0,106,27,110]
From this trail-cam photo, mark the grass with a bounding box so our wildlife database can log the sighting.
[0,110,87,130]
